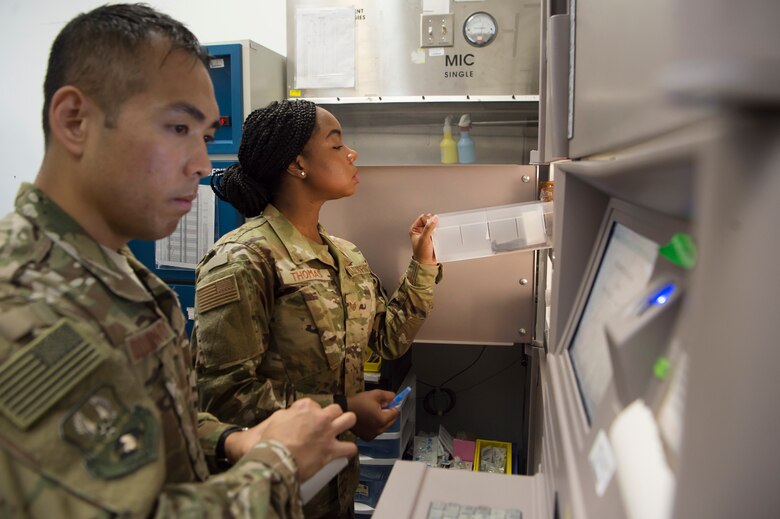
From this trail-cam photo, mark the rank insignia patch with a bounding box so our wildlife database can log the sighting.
[346,263,371,277]
[62,385,159,480]
[126,318,174,363]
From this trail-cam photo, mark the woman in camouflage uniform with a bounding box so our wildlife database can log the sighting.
[193,100,441,518]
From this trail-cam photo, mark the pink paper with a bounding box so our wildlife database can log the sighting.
[453,439,476,462]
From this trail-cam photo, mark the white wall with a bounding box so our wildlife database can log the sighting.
[0,0,287,215]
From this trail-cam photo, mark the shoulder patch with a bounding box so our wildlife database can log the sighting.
[0,319,107,430]
[61,385,159,479]
[196,273,240,313]
[346,263,371,277]
[280,268,331,285]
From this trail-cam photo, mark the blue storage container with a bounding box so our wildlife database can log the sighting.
[354,463,393,508]
[357,431,405,458]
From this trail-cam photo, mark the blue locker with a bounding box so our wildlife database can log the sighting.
[206,44,244,155]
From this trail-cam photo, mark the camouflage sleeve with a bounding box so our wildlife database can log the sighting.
[197,411,242,469]
[368,259,443,359]
[153,440,303,519]
[0,436,302,519]
[195,247,284,424]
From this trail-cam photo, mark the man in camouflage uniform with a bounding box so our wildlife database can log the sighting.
[193,101,440,518]
[0,5,356,518]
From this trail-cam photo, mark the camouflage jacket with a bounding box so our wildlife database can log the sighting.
[193,203,440,517]
[0,184,302,518]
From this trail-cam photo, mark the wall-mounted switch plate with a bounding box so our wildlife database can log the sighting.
[420,13,454,48]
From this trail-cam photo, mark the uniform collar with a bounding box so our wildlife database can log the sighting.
[14,183,154,303]
[262,203,350,268]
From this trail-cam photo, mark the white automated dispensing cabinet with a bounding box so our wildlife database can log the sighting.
[374,0,780,517]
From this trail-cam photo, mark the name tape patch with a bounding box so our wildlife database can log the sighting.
[280,268,331,285]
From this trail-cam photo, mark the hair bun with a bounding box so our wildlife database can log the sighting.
[222,162,242,178]
[219,99,319,217]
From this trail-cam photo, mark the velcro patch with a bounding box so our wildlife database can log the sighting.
[0,319,106,430]
[280,268,331,285]
[346,263,371,277]
[0,301,59,342]
[62,385,159,479]
[197,273,240,313]
[200,251,229,273]
[0,307,38,342]
[126,318,174,364]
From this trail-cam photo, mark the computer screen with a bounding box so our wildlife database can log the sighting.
[567,222,659,422]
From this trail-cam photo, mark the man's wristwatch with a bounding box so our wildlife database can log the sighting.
[215,426,247,470]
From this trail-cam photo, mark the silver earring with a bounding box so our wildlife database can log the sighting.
[300,171,306,178]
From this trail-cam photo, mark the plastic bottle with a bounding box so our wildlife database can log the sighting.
[457,114,475,164]
[439,116,458,164]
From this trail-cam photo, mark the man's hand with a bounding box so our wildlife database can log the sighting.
[224,398,358,481]
[347,390,400,441]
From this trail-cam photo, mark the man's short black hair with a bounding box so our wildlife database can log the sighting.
[42,3,209,145]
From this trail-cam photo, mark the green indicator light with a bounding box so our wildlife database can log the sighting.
[654,357,671,381]
[659,233,697,269]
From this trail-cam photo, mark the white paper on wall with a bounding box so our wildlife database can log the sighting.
[295,7,356,89]
[156,185,215,269]
[423,0,450,14]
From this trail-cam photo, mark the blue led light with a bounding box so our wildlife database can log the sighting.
[649,283,676,307]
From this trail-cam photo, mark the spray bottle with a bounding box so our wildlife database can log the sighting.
[440,116,458,164]
[457,114,476,164]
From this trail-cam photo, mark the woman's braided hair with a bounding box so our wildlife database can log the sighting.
[211,99,318,217]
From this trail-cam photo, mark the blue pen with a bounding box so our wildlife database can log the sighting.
[385,386,412,409]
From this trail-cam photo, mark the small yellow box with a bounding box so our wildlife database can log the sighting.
[363,349,382,373]
[473,439,512,474]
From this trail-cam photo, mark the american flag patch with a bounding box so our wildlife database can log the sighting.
[0,319,106,430]
[196,274,240,313]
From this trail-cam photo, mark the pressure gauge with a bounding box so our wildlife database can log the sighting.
[463,11,498,48]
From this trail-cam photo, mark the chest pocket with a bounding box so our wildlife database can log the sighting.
[277,267,345,374]
[344,271,377,319]
[300,286,344,371]
[340,269,377,353]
